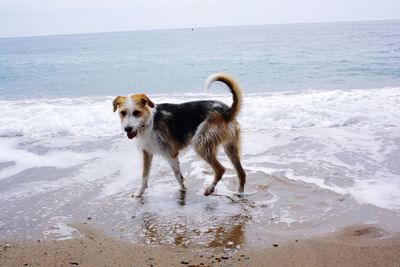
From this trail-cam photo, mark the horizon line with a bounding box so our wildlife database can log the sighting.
[1,18,399,40]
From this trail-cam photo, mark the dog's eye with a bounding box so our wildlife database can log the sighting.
[120,111,126,116]
[133,110,141,117]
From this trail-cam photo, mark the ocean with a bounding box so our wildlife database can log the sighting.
[1,20,400,98]
[0,20,399,244]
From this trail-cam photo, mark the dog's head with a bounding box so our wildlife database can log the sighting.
[113,94,155,139]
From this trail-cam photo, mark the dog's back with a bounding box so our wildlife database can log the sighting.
[153,100,230,146]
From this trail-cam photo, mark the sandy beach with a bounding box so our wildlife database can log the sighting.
[1,223,400,267]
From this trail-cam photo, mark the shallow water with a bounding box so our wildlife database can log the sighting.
[0,125,399,247]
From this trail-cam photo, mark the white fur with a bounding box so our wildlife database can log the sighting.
[120,95,146,132]
[204,73,221,91]
[161,110,172,117]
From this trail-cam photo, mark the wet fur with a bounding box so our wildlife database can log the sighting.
[113,73,246,197]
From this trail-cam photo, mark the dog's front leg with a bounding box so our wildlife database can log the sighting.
[135,149,153,198]
[166,156,187,192]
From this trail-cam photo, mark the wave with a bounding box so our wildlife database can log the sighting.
[0,87,399,138]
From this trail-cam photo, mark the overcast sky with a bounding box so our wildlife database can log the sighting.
[1,0,400,38]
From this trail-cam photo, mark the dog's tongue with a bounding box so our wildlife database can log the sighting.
[127,131,137,139]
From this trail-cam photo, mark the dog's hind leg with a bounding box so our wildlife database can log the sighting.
[223,141,246,194]
[203,152,225,196]
[194,144,225,196]
[193,122,226,196]
[135,150,153,197]
[166,155,187,192]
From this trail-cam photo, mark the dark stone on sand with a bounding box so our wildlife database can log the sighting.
[295,240,299,242]
[222,256,229,260]
[273,244,278,247]
[87,217,91,220]
[69,261,79,265]
[180,260,189,265]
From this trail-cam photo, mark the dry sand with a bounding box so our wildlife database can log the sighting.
[1,224,399,267]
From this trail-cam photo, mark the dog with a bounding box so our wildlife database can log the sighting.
[113,73,246,197]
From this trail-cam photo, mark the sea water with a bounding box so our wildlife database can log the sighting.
[1,20,400,98]
[0,20,399,243]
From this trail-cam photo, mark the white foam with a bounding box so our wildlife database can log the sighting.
[349,173,400,210]
[0,97,120,138]
[0,138,99,180]
[242,126,400,211]
[0,87,399,138]
[83,139,142,197]
[43,217,81,240]
[0,87,399,212]
[240,88,400,131]
[284,169,349,195]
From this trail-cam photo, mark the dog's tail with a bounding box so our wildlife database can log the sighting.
[205,72,243,121]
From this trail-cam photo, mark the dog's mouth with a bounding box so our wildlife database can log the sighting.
[127,131,137,139]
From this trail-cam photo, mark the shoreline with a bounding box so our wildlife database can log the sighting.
[1,224,400,267]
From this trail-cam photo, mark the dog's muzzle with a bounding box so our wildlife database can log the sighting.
[124,126,137,139]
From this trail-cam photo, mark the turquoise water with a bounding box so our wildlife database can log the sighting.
[0,20,399,99]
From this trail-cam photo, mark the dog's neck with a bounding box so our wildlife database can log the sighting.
[138,120,152,135]
[137,106,156,136]
[136,117,161,155]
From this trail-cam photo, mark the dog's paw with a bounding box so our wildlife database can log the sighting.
[204,186,215,196]
[235,191,245,198]
[132,190,144,198]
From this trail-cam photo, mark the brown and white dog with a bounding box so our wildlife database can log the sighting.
[113,73,246,197]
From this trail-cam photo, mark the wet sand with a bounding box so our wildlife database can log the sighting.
[1,224,399,267]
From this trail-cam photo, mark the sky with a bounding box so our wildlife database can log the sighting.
[1,0,400,38]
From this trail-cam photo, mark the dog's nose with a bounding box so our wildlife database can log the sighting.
[124,126,133,133]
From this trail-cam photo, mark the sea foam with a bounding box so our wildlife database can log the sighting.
[0,87,399,212]
[0,87,399,138]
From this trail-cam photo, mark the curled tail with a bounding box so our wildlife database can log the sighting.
[205,72,243,121]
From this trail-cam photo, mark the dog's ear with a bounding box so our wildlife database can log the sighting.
[139,94,155,108]
[113,96,125,112]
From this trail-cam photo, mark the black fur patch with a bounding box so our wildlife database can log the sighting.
[153,100,230,146]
